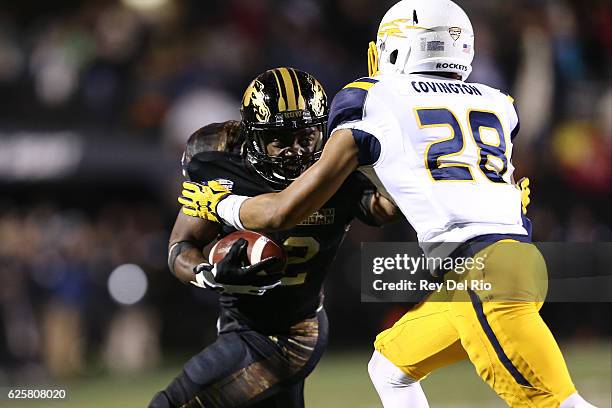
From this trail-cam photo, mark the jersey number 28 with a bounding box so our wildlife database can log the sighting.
[416,108,508,183]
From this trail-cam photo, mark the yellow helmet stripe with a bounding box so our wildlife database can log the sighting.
[278,67,298,110]
[271,69,287,111]
[290,68,306,109]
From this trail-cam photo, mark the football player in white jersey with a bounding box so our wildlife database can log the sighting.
[177,1,596,406]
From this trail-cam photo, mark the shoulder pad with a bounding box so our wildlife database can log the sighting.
[186,151,235,181]
[328,78,379,137]
[186,151,272,196]
[343,77,379,91]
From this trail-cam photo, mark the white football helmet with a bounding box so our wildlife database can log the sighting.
[370,0,475,80]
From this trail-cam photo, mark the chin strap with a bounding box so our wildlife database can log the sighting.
[368,41,379,77]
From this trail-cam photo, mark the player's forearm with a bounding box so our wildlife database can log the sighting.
[370,193,403,225]
[238,191,322,231]
[214,130,360,231]
[172,246,207,284]
[238,186,327,231]
[237,193,288,231]
[168,212,220,284]
[239,150,360,230]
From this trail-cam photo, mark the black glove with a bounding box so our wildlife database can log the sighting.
[193,239,282,295]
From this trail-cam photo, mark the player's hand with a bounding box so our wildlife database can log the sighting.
[192,239,282,296]
[516,177,530,215]
[179,180,231,223]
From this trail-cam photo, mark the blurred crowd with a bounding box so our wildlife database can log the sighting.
[0,201,167,382]
[0,0,610,383]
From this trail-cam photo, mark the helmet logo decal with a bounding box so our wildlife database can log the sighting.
[310,79,326,117]
[378,18,425,38]
[243,79,271,122]
[378,18,410,38]
[448,27,462,42]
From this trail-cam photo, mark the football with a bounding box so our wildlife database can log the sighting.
[208,230,287,273]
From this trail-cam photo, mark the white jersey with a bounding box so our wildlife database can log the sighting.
[328,73,527,253]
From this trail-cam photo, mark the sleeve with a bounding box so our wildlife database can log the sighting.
[327,78,382,167]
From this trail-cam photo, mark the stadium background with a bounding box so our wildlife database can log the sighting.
[0,0,610,406]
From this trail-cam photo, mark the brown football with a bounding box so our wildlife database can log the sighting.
[208,231,287,273]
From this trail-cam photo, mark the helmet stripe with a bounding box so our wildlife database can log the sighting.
[278,67,298,110]
[290,68,307,109]
[271,69,287,111]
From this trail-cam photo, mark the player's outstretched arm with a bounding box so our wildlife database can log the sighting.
[369,193,403,225]
[239,129,360,230]
[168,211,221,284]
[178,130,362,230]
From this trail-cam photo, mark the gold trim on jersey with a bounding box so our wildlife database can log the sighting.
[466,108,510,182]
[344,81,376,91]
[414,106,475,183]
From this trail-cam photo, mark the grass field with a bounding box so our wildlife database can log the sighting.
[3,341,610,407]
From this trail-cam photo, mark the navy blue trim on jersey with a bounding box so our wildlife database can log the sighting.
[352,129,381,166]
[449,233,531,261]
[510,100,520,140]
[355,77,378,84]
[327,88,368,142]
[467,233,531,245]
[468,289,533,387]
[511,119,521,140]
[521,215,532,239]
